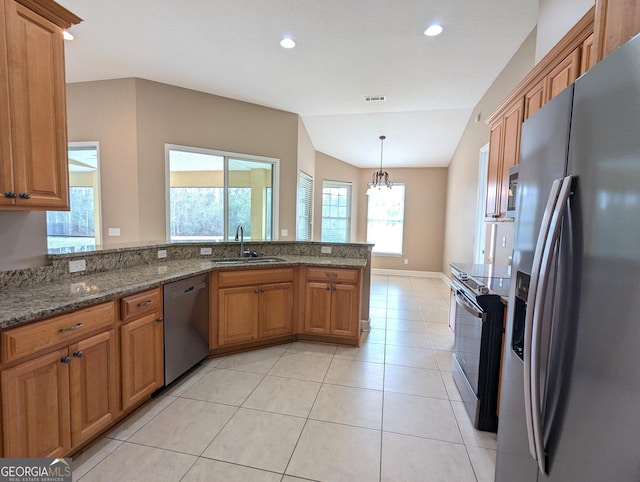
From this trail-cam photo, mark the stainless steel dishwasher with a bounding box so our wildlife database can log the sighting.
[163,274,209,385]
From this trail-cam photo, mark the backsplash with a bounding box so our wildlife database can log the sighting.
[0,241,372,290]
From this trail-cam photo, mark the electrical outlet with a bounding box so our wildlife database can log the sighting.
[108,227,120,236]
[157,250,167,259]
[321,246,332,254]
[404,259,409,265]
[281,229,288,237]
[68,259,86,273]
[501,236,507,247]
[200,247,212,255]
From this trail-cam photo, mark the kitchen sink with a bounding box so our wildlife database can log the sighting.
[213,257,285,265]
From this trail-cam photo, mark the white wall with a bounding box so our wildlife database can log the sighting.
[536,0,595,62]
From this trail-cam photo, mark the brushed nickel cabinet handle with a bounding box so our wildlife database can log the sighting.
[137,300,153,307]
[59,322,84,333]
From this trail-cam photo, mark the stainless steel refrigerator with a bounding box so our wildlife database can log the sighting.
[495,34,640,481]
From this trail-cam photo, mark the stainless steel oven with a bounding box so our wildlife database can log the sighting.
[451,269,505,432]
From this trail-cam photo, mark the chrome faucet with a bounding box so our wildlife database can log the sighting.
[234,225,245,257]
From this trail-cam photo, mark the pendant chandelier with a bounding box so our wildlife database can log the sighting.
[366,135,393,195]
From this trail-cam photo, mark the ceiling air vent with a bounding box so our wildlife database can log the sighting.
[365,95,387,102]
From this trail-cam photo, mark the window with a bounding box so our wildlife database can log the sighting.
[297,171,313,241]
[367,184,406,254]
[321,181,351,243]
[167,145,278,241]
[47,143,101,250]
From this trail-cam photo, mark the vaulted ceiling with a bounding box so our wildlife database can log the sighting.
[59,0,538,168]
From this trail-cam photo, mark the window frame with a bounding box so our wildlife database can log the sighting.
[297,171,313,241]
[366,183,406,255]
[320,180,352,243]
[165,144,280,242]
[47,141,102,250]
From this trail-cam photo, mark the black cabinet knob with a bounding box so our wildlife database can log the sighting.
[19,192,31,199]
[4,192,17,199]
[61,356,72,364]
[73,351,84,358]
[155,317,163,322]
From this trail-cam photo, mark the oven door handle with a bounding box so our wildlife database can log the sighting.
[455,291,483,318]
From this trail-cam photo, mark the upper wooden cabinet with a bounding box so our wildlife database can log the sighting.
[581,33,596,75]
[486,99,523,218]
[594,0,640,62]
[546,47,581,101]
[486,7,595,218]
[0,0,81,210]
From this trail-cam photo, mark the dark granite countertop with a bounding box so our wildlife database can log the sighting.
[0,255,367,330]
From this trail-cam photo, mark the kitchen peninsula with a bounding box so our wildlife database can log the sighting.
[0,240,371,459]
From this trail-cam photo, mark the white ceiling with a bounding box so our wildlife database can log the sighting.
[58,0,538,169]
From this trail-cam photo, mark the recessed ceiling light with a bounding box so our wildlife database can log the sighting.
[424,24,443,37]
[63,30,74,41]
[280,38,296,49]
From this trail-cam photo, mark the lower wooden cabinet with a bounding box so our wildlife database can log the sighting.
[1,348,71,457]
[0,307,119,458]
[68,330,119,446]
[301,268,361,343]
[120,288,164,411]
[215,268,295,347]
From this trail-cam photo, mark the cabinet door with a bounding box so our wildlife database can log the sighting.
[120,313,164,410]
[485,119,504,218]
[69,330,119,446]
[524,78,546,121]
[594,0,640,61]
[581,33,595,75]
[499,99,524,214]
[0,0,13,206]
[1,348,71,457]
[259,282,294,338]
[330,283,359,337]
[4,0,69,208]
[303,282,332,334]
[218,286,258,345]
[546,48,581,102]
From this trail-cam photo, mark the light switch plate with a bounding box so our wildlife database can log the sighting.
[200,247,212,255]
[108,227,120,236]
[69,259,86,273]
[157,250,167,259]
[281,229,288,237]
[321,246,332,254]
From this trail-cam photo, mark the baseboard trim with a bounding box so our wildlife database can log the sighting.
[371,268,449,283]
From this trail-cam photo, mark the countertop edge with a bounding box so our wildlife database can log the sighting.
[0,256,367,329]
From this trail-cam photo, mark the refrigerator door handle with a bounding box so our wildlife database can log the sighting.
[530,175,574,475]
[523,178,563,461]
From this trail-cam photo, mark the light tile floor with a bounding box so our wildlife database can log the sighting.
[73,275,497,482]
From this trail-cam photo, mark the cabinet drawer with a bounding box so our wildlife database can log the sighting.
[1,301,116,364]
[120,287,162,323]
[218,268,295,288]
[306,267,359,283]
